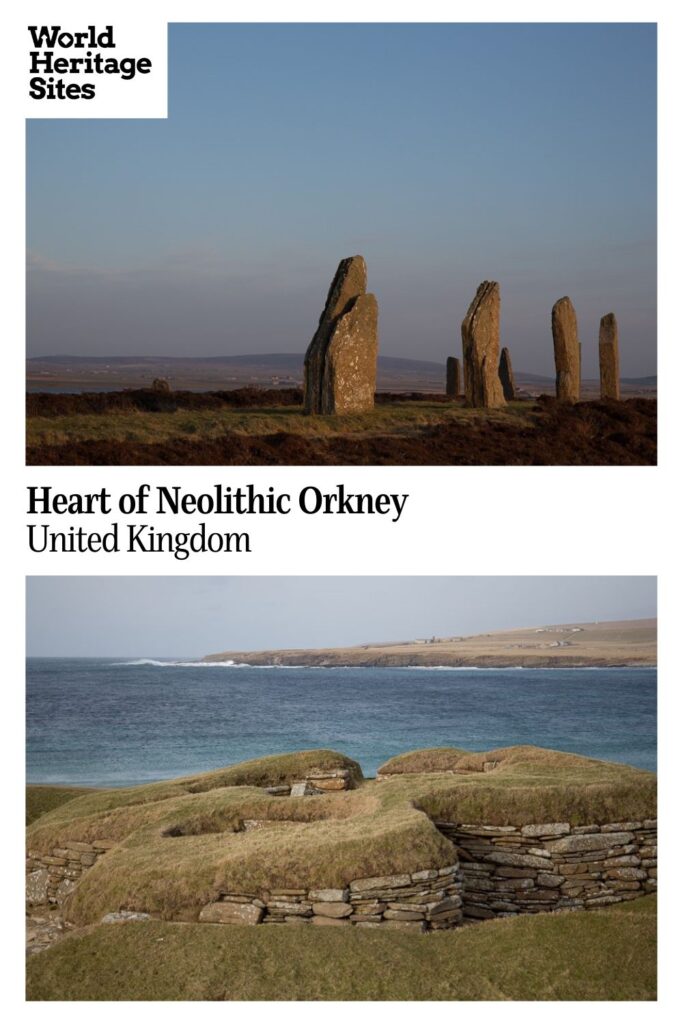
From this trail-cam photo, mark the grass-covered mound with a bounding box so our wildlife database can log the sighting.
[382,744,657,825]
[378,747,473,774]
[26,745,656,926]
[26,786,95,826]
[26,895,656,1001]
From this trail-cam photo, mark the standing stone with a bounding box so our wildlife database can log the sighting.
[446,357,461,398]
[320,294,378,414]
[303,256,367,414]
[599,313,620,400]
[498,347,516,400]
[26,869,49,905]
[552,297,581,402]
[461,282,506,408]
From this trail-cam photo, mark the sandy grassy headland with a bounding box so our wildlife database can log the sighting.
[204,618,656,669]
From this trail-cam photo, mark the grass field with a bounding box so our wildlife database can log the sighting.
[26,894,656,1001]
[25,393,657,465]
[26,400,529,446]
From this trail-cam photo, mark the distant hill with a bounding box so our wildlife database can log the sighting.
[204,617,657,669]
[26,353,656,396]
[28,352,445,373]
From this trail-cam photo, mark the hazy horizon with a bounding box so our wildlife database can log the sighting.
[27,23,656,377]
[26,577,657,657]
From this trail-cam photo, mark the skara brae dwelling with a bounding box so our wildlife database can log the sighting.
[26,745,657,936]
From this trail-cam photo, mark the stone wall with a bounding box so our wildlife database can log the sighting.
[26,814,657,929]
[199,863,463,932]
[26,838,116,905]
[434,819,656,920]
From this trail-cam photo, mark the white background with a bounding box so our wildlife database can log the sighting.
[4,0,682,1019]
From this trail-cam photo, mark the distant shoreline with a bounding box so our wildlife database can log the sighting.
[200,655,655,669]
[203,618,657,671]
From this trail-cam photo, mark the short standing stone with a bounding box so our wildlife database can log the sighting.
[552,296,581,402]
[304,255,368,414]
[26,869,49,905]
[498,347,516,400]
[290,782,314,797]
[599,312,620,400]
[320,293,378,414]
[446,357,462,398]
[461,281,506,408]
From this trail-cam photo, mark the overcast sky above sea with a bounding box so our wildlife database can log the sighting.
[27,23,656,376]
[26,576,656,657]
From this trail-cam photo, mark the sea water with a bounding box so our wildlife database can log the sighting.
[26,659,657,786]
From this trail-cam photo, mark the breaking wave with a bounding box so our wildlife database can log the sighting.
[115,659,304,669]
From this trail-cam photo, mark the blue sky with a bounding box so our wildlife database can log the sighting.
[27,23,656,375]
[26,576,656,657]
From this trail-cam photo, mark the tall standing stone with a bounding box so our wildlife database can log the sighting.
[599,313,620,400]
[552,296,581,402]
[446,357,461,398]
[498,347,515,401]
[461,281,505,408]
[320,294,378,414]
[303,256,367,414]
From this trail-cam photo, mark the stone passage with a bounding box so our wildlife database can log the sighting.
[303,256,378,415]
[461,281,506,408]
[446,357,462,398]
[199,864,463,932]
[26,839,116,906]
[435,819,656,920]
[599,313,620,400]
[498,347,516,400]
[552,297,581,402]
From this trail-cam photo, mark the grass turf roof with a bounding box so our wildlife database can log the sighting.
[26,745,656,925]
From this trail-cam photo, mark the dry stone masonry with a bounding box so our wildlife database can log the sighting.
[446,356,462,398]
[552,296,581,402]
[27,816,656,929]
[435,819,656,920]
[26,839,115,906]
[264,767,353,796]
[25,763,656,936]
[498,347,516,400]
[303,256,378,415]
[199,864,463,932]
[461,281,506,408]
[599,313,620,400]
